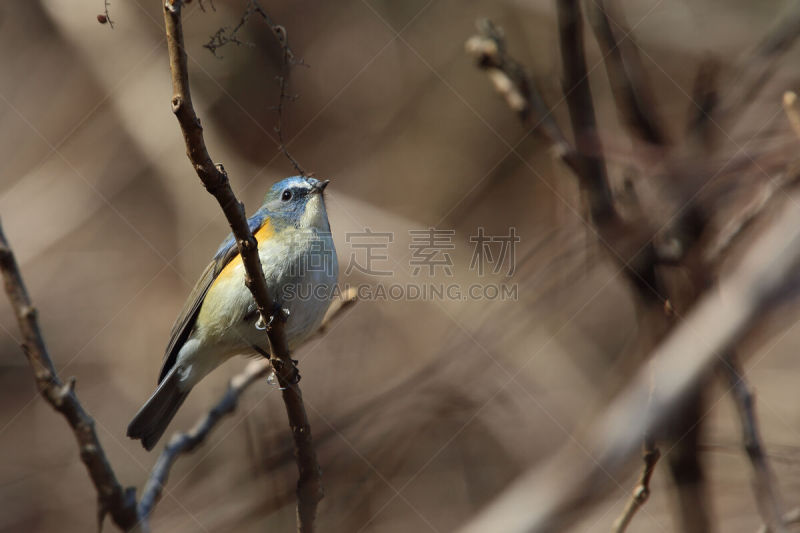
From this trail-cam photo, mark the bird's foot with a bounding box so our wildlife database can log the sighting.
[254,304,290,331]
[271,356,301,386]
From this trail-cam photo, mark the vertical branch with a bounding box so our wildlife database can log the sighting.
[274,28,306,176]
[162,2,322,531]
[556,0,615,224]
[664,387,712,533]
[0,223,138,531]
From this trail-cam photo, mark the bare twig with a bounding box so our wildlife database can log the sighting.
[100,0,114,28]
[586,0,669,145]
[196,0,216,13]
[0,222,138,531]
[458,189,800,533]
[201,0,306,174]
[203,0,295,60]
[612,438,660,533]
[465,19,580,176]
[274,28,306,176]
[723,354,787,533]
[163,1,321,530]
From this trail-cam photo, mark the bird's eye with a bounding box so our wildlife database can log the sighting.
[281,189,292,202]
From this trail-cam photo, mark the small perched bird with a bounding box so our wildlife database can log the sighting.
[127,176,338,450]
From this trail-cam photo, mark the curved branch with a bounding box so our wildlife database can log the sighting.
[163,1,321,530]
[0,223,138,531]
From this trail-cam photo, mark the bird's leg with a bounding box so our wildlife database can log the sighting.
[251,345,270,358]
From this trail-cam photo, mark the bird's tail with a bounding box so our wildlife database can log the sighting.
[127,368,189,451]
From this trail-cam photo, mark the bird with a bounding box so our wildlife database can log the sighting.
[127,176,338,450]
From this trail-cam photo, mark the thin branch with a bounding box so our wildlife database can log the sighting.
[274,29,306,176]
[0,222,138,531]
[457,188,800,533]
[465,19,581,176]
[163,1,321,530]
[201,0,306,175]
[203,0,295,60]
[98,0,115,28]
[612,438,660,533]
[586,0,669,145]
[723,354,787,533]
[196,0,216,13]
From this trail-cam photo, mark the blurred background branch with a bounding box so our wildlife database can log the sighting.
[0,222,138,531]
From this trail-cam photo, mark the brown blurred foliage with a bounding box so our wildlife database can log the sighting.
[2,1,800,532]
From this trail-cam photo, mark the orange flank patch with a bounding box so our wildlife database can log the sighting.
[254,218,274,243]
[213,218,274,284]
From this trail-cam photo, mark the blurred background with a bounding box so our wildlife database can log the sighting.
[2,0,800,531]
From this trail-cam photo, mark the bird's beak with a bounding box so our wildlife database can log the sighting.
[315,179,330,192]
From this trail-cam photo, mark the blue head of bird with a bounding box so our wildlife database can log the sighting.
[263,176,332,232]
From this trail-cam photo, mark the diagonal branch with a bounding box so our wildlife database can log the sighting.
[465,19,581,176]
[0,222,138,531]
[723,354,787,533]
[585,0,669,145]
[612,436,660,533]
[163,1,321,530]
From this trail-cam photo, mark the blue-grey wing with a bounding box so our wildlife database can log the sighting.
[157,209,268,383]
